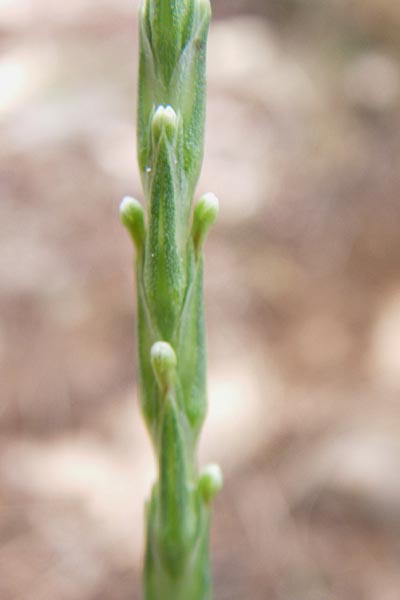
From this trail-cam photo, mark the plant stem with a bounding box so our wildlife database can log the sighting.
[120,1,222,598]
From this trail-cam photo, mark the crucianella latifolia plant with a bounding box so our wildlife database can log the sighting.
[119,1,222,598]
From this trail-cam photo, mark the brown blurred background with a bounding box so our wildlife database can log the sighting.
[2,0,400,598]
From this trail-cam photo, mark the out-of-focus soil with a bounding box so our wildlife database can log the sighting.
[2,1,400,598]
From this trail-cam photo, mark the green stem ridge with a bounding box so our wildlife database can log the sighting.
[120,1,221,598]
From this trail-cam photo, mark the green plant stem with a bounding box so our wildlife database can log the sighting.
[120,1,222,598]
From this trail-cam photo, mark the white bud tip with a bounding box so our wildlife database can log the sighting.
[119,195,142,216]
[202,463,223,486]
[199,463,223,502]
[200,192,219,213]
[153,104,178,129]
[151,341,177,374]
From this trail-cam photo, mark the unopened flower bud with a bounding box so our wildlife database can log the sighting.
[151,104,178,143]
[198,463,223,503]
[191,192,219,257]
[119,196,146,251]
[151,341,177,395]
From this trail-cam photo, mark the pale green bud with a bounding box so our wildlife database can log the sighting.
[151,104,178,144]
[151,341,177,395]
[198,463,223,503]
[191,192,219,257]
[119,196,146,252]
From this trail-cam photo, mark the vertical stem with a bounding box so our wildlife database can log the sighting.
[120,1,222,598]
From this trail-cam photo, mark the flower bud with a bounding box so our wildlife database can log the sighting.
[191,192,219,257]
[119,196,146,251]
[151,104,178,144]
[198,463,223,503]
[151,341,177,395]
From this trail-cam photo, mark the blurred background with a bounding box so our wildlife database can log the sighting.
[2,0,400,598]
